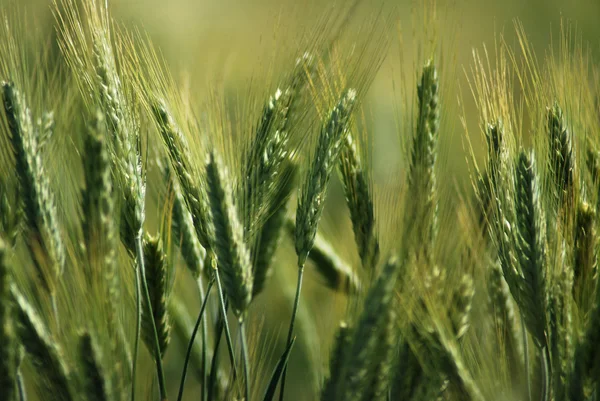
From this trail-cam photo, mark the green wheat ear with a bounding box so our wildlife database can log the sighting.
[164,163,207,280]
[252,162,297,297]
[12,288,75,401]
[512,149,548,347]
[142,234,172,359]
[573,202,598,316]
[338,131,379,270]
[206,149,253,317]
[295,88,357,267]
[404,60,440,263]
[547,102,575,208]
[78,332,113,401]
[339,257,400,401]
[2,81,64,295]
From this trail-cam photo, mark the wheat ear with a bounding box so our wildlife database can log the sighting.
[338,131,379,270]
[2,81,64,308]
[280,89,357,400]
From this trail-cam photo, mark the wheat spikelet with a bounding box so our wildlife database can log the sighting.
[320,322,351,401]
[574,202,597,315]
[12,289,75,401]
[512,150,548,347]
[142,234,172,359]
[295,88,357,267]
[1,81,64,292]
[244,89,292,235]
[0,239,17,401]
[487,259,524,386]
[206,150,253,316]
[153,102,214,252]
[340,256,400,401]
[81,111,120,320]
[547,103,575,208]
[547,246,573,401]
[404,60,440,261]
[164,163,206,279]
[449,274,475,340]
[338,131,379,269]
[252,163,296,297]
[78,332,113,401]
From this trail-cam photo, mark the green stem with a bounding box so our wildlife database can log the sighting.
[522,313,531,401]
[240,319,250,401]
[279,263,304,401]
[135,235,168,401]
[208,311,224,401]
[213,266,238,379]
[177,279,214,401]
[541,344,551,401]
[132,242,142,401]
[17,369,27,401]
[197,277,209,401]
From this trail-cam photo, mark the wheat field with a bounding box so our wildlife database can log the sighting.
[1,1,600,401]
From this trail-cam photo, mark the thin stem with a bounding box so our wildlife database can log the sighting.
[132,244,142,401]
[177,279,214,401]
[522,313,531,401]
[240,319,250,401]
[208,313,224,401]
[135,235,168,401]
[196,277,209,401]
[17,369,27,401]
[214,266,237,379]
[279,264,305,401]
[541,344,551,401]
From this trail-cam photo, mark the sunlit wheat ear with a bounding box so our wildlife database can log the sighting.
[320,322,351,401]
[12,289,75,401]
[92,43,145,253]
[449,274,475,340]
[285,219,360,294]
[338,131,379,270]
[339,256,400,401]
[511,149,549,347]
[81,111,120,318]
[546,244,573,401]
[404,60,439,261]
[165,165,206,279]
[295,88,357,267]
[0,239,18,401]
[153,102,214,251]
[574,202,597,315]
[206,150,253,316]
[252,163,296,297]
[547,103,575,208]
[244,88,292,235]
[142,234,172,359]
[487,259,524,379]
[1,81,64,293]
[78,332,112,401]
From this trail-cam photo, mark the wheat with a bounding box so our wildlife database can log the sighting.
[338,131,379,270]
[12,289,75,401]
[2,81,64,295]
[206,150,253,316]
[78,332,113,401]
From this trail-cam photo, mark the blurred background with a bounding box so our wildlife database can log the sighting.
[3,0,600,399]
